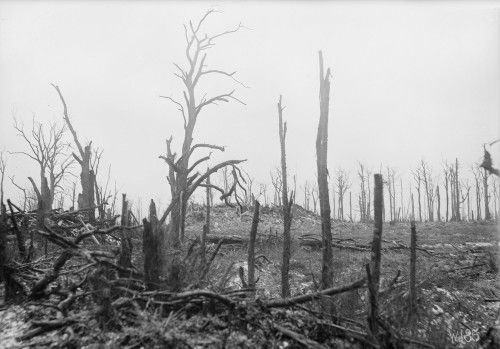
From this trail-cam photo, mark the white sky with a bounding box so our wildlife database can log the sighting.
[0,1,499,217]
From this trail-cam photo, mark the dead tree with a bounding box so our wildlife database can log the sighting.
[462,179,472,221]
[492,176,499,220]
[482,168,491,220]
[317,51,333,290]
[357,163,369,222]
[335,168,350,221]
[412,168,423,222]
[303,181,311,211]
[386,167,395,222]
[443,163,450,222]
[52,84,95,223]
[419,160,435,222]
[277,96,294,298]
[472,165,483,221]
[270,168,283,207]
[0,151,6,211]
[12,117,73,212]
[248,200,260,290]
[143,200,160,290]
[311,184,319,214]
[436,185,441,222]
[408,221,417,321]
[369,174,384,332]
[454,158,461,221]
[158,10,247,245]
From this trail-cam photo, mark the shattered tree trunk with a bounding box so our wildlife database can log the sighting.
[143,199,160,290]
[53,85,95,223]
[277,96,293,298]
[118,194,132,277]
[317,51,333,290]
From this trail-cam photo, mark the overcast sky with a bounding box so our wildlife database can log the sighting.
[0,1,499,216]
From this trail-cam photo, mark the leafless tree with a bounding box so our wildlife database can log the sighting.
[335,168,350,221]
[52,84,96,222]
[258,183,268,207]
[12,117,74,212]
[418,160,435,222]
[461,179,472,221]
[357,163,370,222]
[311,183,319,214]
[276,95,294,298]
[158,10,247,245]
[481,167,491,220]
[412,168,423,222]
[453,158,461,221]
[0,150,6,207]
[317,51,333,290]
[472,164,483,221]
[303,180,311,211]
[270,168,283,207]
[442,162,450,222]
[492,175,499,220]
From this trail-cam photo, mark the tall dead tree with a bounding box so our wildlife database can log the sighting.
[482,168,491,220]
[419,160,435,222]
[52,84,95,223]
[412,168,423,222]
[335,168,350,221]
[369,174,384,332]
[358,163,369,222]
[443,163,450,222]
[277,96,294,298]
[12,118,73,212]
[436,185,441,222]
[472,164,483,221]
[454,158,461,221]
[158,10,247,245]
[317,51,333,290]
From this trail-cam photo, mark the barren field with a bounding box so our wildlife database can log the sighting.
[1,204,499,349]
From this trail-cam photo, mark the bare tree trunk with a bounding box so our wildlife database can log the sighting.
[484,169,491,220]
[411,192,415,220]
[118,194,132,277]
[455,158,461,221]
[349,191,352,222]
[444,171,449,222]
[436,185,441,222]
[332,183,336,220]
[143,200,160,290]
[368,174,383,334]
[277,96,294,298]
[248,201,260,290]
[317,51,333,290]
[53,85,95,223]
[417,185,422,222]
[408,220,417,321]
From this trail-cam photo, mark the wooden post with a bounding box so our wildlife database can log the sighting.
[248,200,260,289]
[408,220,417,322]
